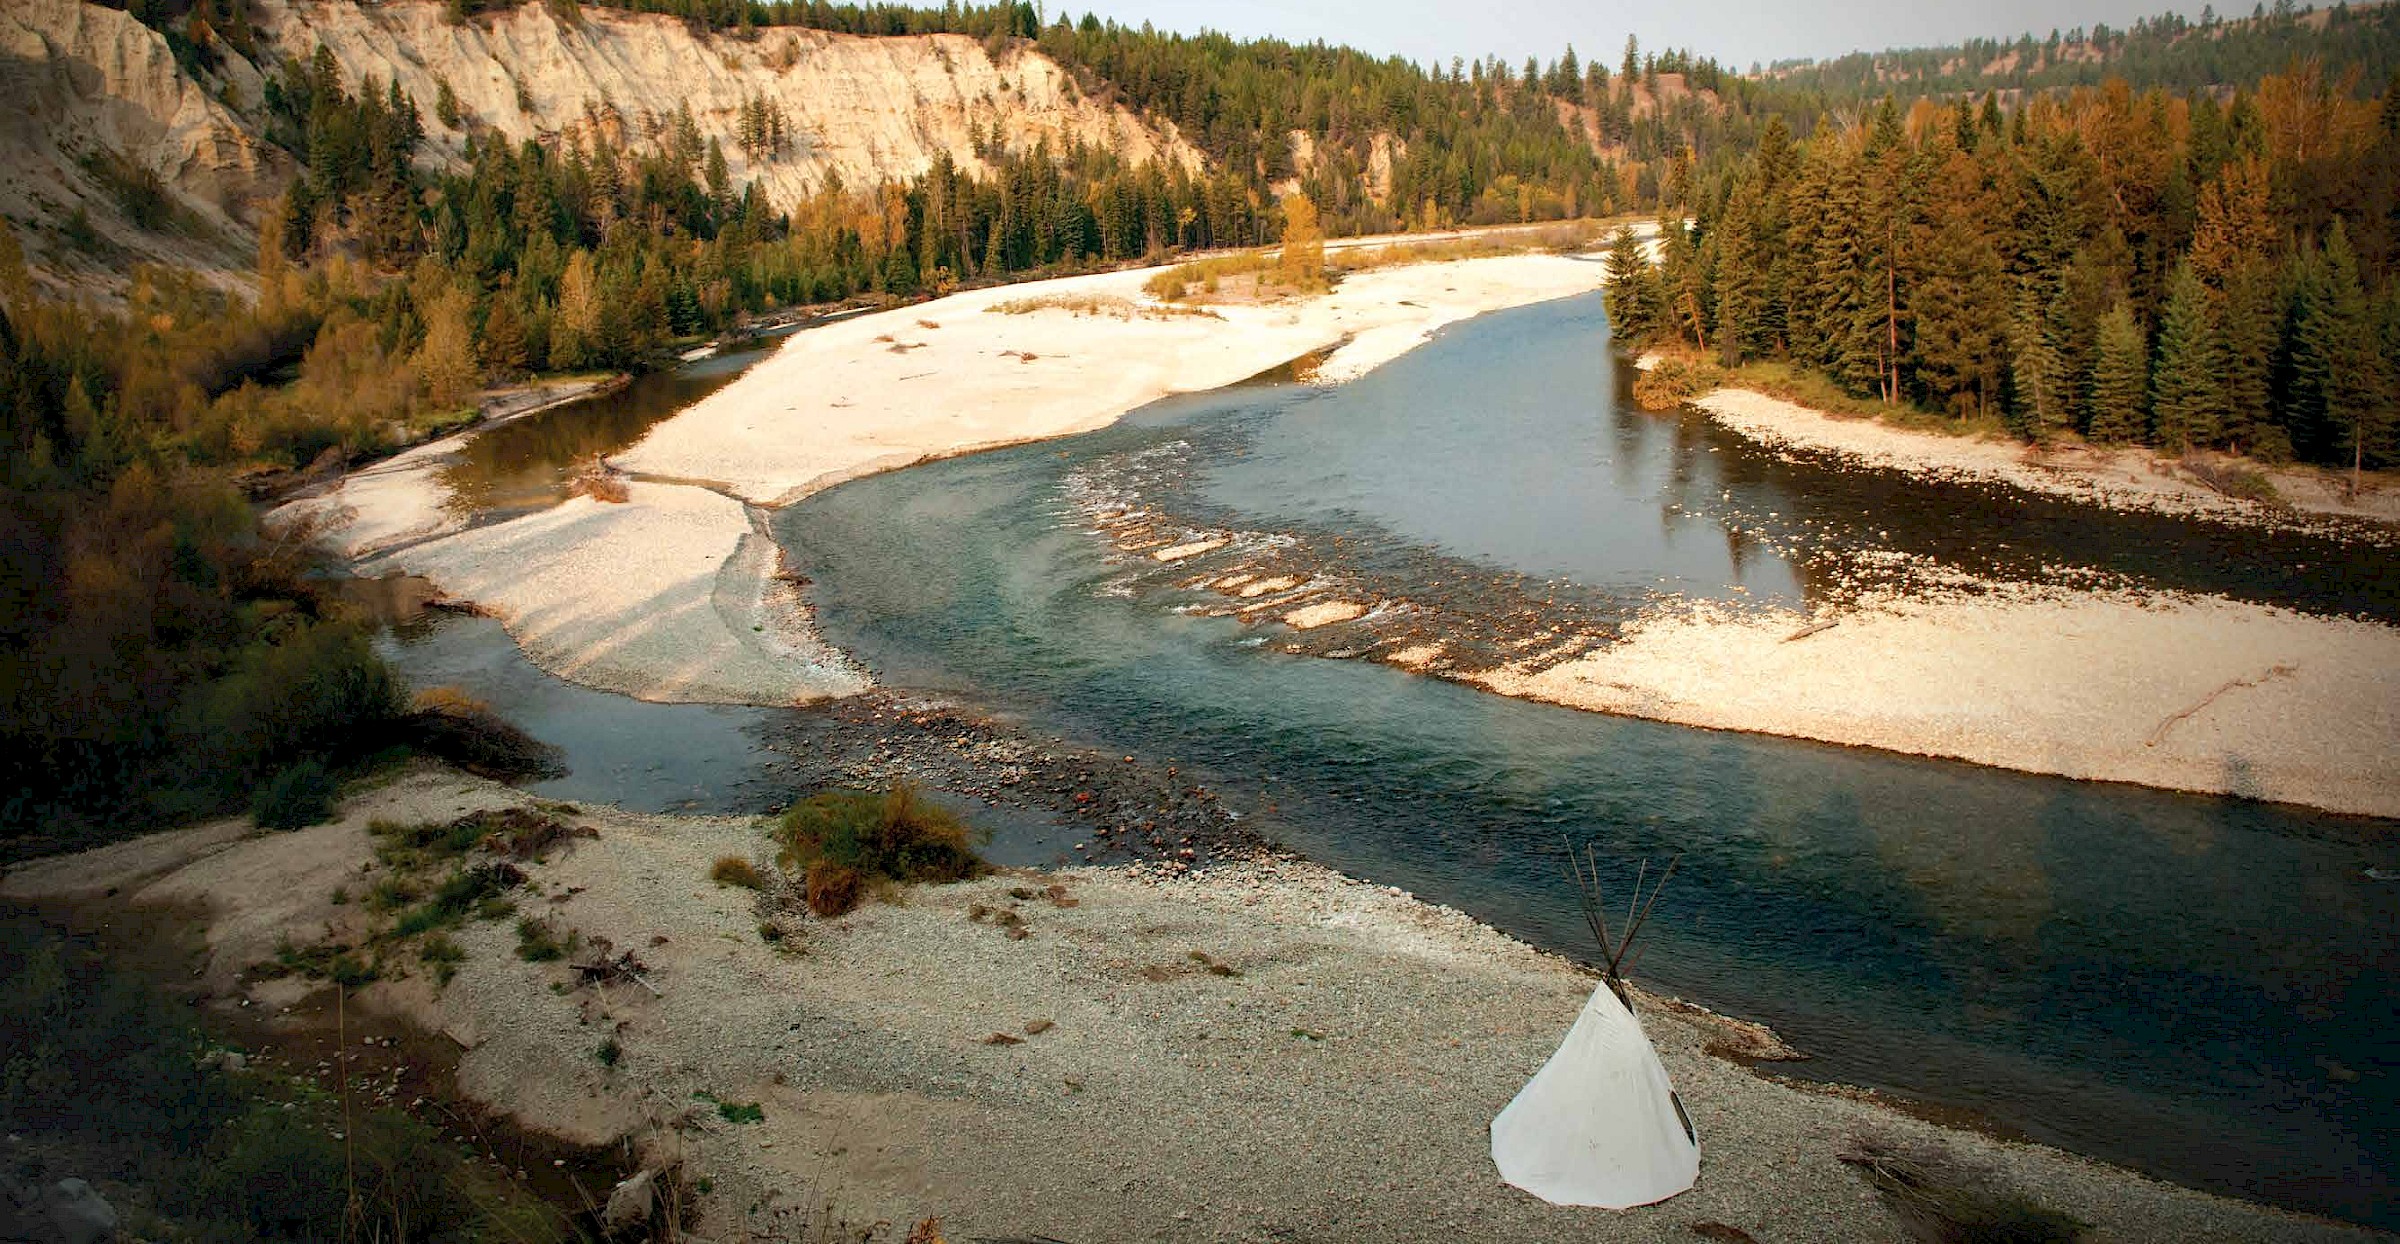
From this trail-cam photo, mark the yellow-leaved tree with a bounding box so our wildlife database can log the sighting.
[1279,193,1325,290]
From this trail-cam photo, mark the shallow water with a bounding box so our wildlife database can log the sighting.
[436,335,788,524]
[771,293,2400,1227]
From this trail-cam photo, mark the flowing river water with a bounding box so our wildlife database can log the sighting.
[374,293,2398,1229]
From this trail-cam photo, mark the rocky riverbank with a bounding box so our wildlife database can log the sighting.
[2,765,2376,1243]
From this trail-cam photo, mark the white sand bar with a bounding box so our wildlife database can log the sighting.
[1694,388,2400,533]
[1475,586,2400,820]
[365,481,867,705]
[619,254,1610,504]
[279,435,465,558]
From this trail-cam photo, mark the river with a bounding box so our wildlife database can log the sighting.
[375,292,2399,1228]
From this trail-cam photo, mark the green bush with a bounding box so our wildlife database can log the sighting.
[190,619,404,788]
[775,782,988,916]
[251,759,337,830]
[515,917,570,962]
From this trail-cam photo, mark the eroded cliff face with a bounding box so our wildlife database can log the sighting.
[253,0,1196,205]
[1,0,286,294]
[3,0,1201,295]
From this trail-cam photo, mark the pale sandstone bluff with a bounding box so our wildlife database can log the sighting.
[1474,586,2400,821]
[8,0,1197,291]
[251,0,1198,211]
[1,766,2373,1243]
[1,0,286,292]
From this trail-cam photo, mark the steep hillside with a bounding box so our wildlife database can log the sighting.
[0,0,286,294]
[0,0,1199,295]
[250,0,1198,208]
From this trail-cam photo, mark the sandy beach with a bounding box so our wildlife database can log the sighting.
[371,481,868,705]
[4,765,2373,1243]
[1073,479,2400,819]
[616,253,1615,505]
[1473,583,2400,820]
[1691,387,2400,537]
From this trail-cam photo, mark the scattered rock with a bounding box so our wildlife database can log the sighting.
[602,1169,657,1236]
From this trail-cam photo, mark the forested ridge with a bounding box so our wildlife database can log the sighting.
[1607,62,2400,473]
[8,0,2397,846]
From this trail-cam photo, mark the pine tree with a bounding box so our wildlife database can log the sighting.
[2293,220,2385,486]
[1602,225,1661,344]
[704,138,732,219]
[1906,145,2004,418]
[2215,260,2280,453]
[2088,302,2149,443]
[1656,216,1707,350]
[2009,283,2068,438]
[1708,179,1765,366]
[480,293,528,378]
[2149,263,2222,452]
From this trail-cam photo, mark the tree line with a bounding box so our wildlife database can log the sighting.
[1607,64,2400,474]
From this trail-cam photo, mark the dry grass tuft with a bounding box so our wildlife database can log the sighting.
[988,292,1220,320]
[710,855,765,890]
[802,860,862,917]
[1632,356,1717,411]
[565,455,630,503]
[1838,1135,2086,1244]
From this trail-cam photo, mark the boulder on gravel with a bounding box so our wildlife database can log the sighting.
[602,1168,656,1236]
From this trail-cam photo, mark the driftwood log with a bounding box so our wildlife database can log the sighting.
[2146,663,2298,747]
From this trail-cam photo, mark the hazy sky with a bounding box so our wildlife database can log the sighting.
[1070,0,2216,73]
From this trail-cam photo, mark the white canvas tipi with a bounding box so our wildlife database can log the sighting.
[1491,852,1698,1209]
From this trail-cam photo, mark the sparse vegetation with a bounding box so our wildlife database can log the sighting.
[388,863,518,939]
[419,931,466,986]
[515,916,574,962]
[270,936,380,988]
[989,292,1218,319]
[0,915,573,1242]
[77,147,181,233]
[775,781,988,917]
[694,1090,763,1124]
[2182,455,2284,505]
[1840,1135,2087,1244]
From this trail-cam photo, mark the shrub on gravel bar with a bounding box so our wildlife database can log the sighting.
[775,782,988,916]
